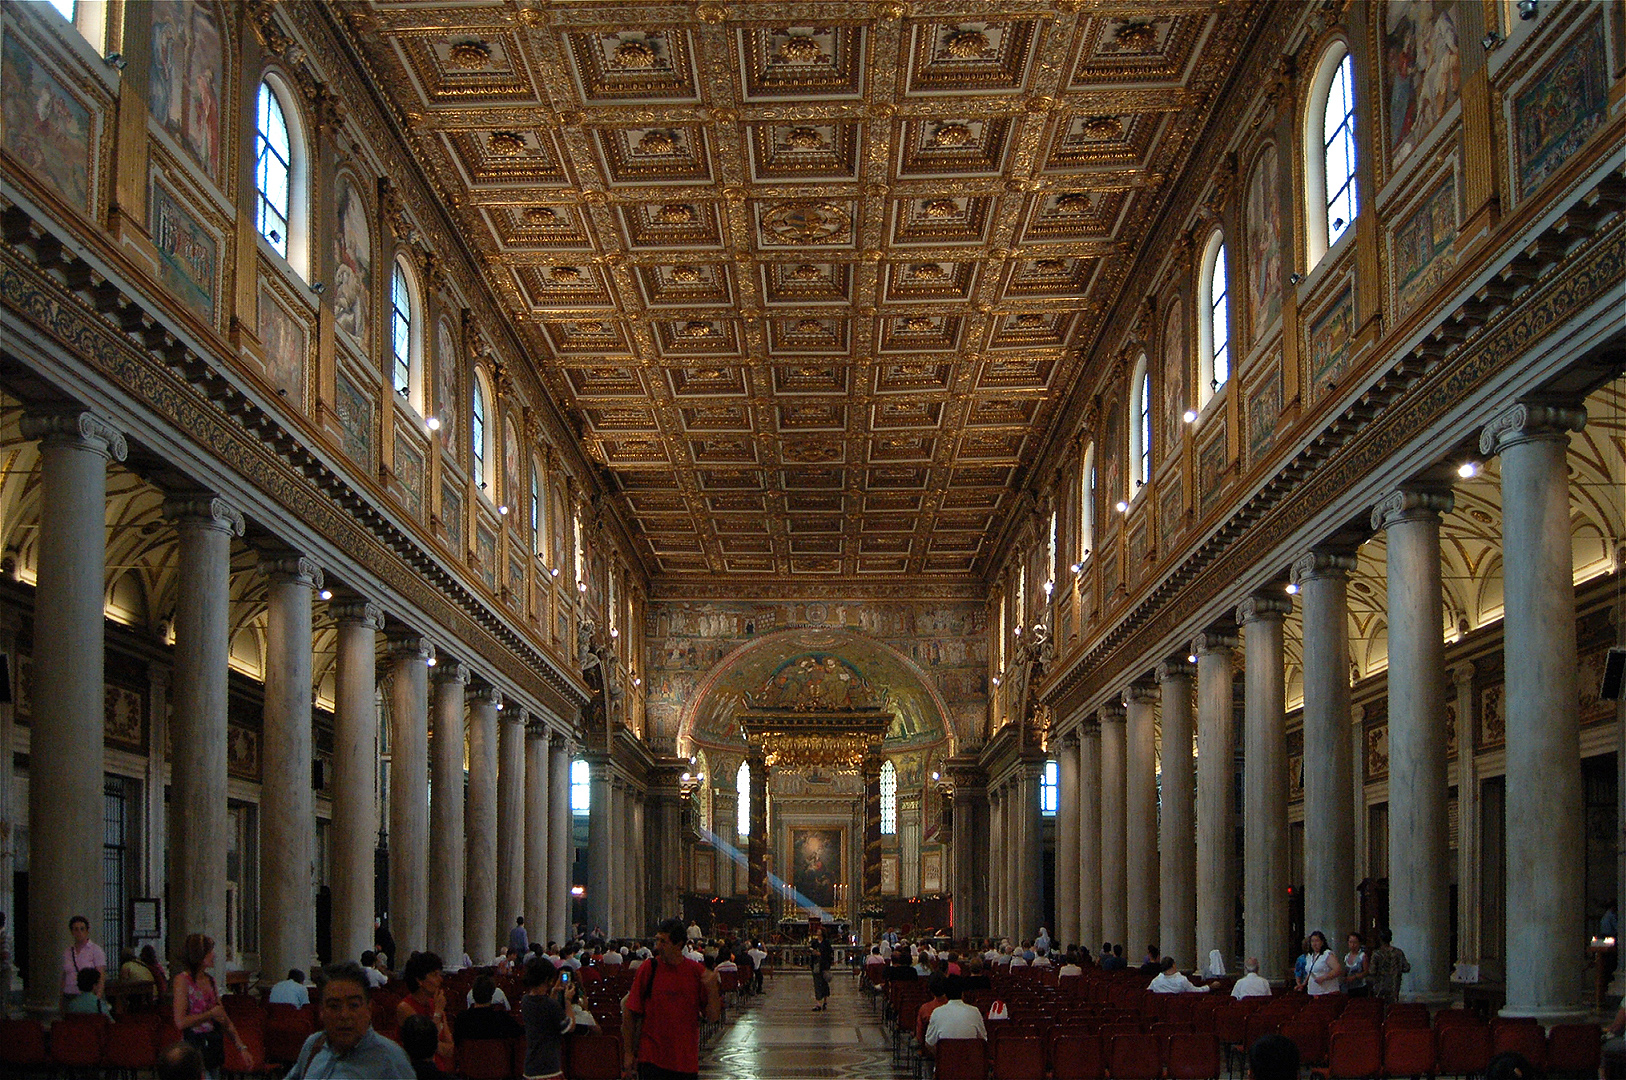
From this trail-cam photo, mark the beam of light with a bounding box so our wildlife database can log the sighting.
[698,825,832,923]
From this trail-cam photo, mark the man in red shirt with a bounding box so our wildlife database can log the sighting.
[622,916,722,1080]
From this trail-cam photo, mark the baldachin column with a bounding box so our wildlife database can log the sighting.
[259,554,323,986]
[427,658,468,963]
[1238,594,1291,982]
[163,496,243,975]
[1294,549,1359,944]
[1372,487,1453,1002]
[329,599,383,967]
[21,411,125,1015]
[1157,659,1196,968]
[464,686,501,962]
[387,633,432,959]
[1482,403,1588,1021]
[1098,701,1127,949]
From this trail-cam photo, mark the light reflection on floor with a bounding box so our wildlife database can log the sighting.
[701,968,907,1079]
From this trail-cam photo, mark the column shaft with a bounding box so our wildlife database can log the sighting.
[609,780,626,936]
[587,759,613,935]
[1056,736,1080,952]
[1373,489,1453,1001]
[165,498,242,975]
[1483,405,1587,1020]
[549,741,574,944]
[988,790,1004,938]
[427,662,468,963]
[464,690,500,962]
[1239,596,1291,982]
[1099,704,1127,948]
[525,725,551,949]
[748,753,768,904]
[1125,687,1160,960]
[1017,765,1043,943]
[1195,637,1237,966]
[330,601,382,967]
[22,413,124,1014]
[388,638,431,959]
[260,556,322,985]
[1079,724,1102,953]
[863,752,883,903]
[1295,552,1359,943]
[497,709,526,944]
[1158,664,1196,968]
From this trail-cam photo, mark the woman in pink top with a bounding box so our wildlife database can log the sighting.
[59,915,106,1009]
[173,933,247,1078]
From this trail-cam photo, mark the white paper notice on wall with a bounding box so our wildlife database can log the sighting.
[1450,963,1480,984]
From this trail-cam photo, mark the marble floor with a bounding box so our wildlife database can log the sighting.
[701,968,910,1079]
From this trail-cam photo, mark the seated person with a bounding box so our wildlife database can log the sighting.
[1232,957,1272,998]
[464,975,510,1010]
[269,968,310,1007]
[65,966,113,1017]
[1148,957,1211,993]
[453,976,522,1043]
[915,974,949,1048]
[923,976,987,1057]
[359,950,388,989]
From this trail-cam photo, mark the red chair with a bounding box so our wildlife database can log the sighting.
[991,1033,1046,1079]
[1545,1023,1602,1078]
[1165,1031,1223,1079]
[1435,1022,1493,1077]
[570,1032,624,1080]
[1386,1005,1432,1029]
[1110,1032,1166,1079]
[1246,1012,1283,1049]
[101,1016,162,1072]
[1281,1017,1330,1067]
[1383,1025,1437,1078]
[935,1037,990,1080]
[0,1018,48,1069]
[264,1006,315,1067]
[1313,1029,1384,1080]
[1491,1020,1547,1070]
[1052,1033,1107,1080]
[456,1037,515,1080]
[48,1014,109,1069]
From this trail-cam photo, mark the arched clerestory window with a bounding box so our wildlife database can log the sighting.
[1306,42,1359,267]
[1130,355,1152,494]
[1078,442,1096,563]
[471,370,493,495]
[880,760,897,836]
[254,76,310,277]
[1197,232,1230,406]
[390,258,424,414]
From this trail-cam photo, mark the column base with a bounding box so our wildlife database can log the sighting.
[1498,1002,1595,1026]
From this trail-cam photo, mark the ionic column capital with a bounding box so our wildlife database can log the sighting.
[1479,401,1586,456]
[1291,549,1358,585]
[1060,729,1080,749]
[501,705,528,727]
[525,716,551,739]
[1098,702,1126,725]
[164,494,246,537]
[1124,683,1159,705]
[1078,718,1102,740]
[432,657,471,686]
[21,409,128,461]
[470,685,504,709]
[331,599,384,630]
[387,632,432,663]
[1450,659,1477,691]
[1156,658,1195,684]
[1371,487,1454,531]
[1236,593,1292,625]
[259,554,324,590]
[1192,631,1238,655]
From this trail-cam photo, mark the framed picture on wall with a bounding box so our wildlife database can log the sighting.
[881,853,900,896]
[789,826,843,910]
[921,850,943,893]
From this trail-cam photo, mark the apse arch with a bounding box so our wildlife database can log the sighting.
[676,625,956,758]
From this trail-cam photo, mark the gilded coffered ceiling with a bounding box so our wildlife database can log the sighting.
[337,1,1266,582]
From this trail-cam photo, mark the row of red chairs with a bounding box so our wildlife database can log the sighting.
[1300,1022,1602,1079]
[453,1031,622,1080]
[0,1011,272,1074]
[933,1030,1225,1080]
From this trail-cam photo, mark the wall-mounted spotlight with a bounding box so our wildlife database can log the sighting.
[1481,31,1504,50]
[104,52,127,70]
[1288,272,1303,285]
[498,504,509,515]
[1183,409,1198,424]
[309,282,326,295]
[1285,582,1299,595]
[1457,460,1481,479]
[427,655,438,667]
[318,588,333,601]
[991,676,1001,687]
[1070,562,1082,574]
[577,581,587,592]
[1043,580,1054,596]
[1187,654,1197,664]
[426,416,441,432]
[1517,0,1539,19]
[550,567,560,577]
[1115,500,1129,513]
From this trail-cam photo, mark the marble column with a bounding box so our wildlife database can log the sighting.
[260,554,323,985]
[1017,761,1044,943]
[1099,702,1127,949]
[387,634,431,959]
[587,757,613,935]
[465,687,501,963]
[497,705,526,947]
[1056,733,1080,952]
[549,739,574,944]
[163,496,243,973]
[1125,684,1160,960]
[525,722,551,949]
[1238,594,1291,982]
[1005,781,1020,939]
[329,599,383,967]
[609,778,625,936]
[20,411,125,1015]
[1372,487,1453,1002]
[142,665,168,909]
[1158,660,1196,968]
[1194,633,1238,966]
[1451,662,1481,971]
[427,659,468,963]
[1078,721,1102,954]
[1481,403,1588,1020]
[632,790,646,936]
[1294,550,1359,943]
[988,788,1004,938]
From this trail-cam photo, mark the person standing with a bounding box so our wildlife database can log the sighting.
[622,916,721,1080]
[60,914,106,1011]
[520,955,575,1080]
[1343,932,1369,996]
[809,927,834,1011]
[510,916,530,956]
[1304,931,1344,995]
[1367,928,1411,1003]
[172,933,248,1079]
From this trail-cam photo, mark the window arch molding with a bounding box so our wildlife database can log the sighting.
[253,70,312,278]
[1196,229,1231,408]
[1129,353,1152,495]
[1303,38,1358,269]
[389,255,426,416]
[471,366,496,496]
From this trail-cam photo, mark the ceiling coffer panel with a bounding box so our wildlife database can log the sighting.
[345,0,1266,581]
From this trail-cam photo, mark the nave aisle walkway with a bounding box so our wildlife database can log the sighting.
[703,969,906,1079]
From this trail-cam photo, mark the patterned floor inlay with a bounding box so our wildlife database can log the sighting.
[701,969,909,1079]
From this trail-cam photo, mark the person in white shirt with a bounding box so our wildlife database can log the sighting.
[466,982,511,1009]
[269,968,310,1006]
[1008,948,1028,968]
[1031,949,1053,969]
[359,952,388,989]
[1058,953,1083,977]
[1232,957,1272,998]
[923,978,987,1054]
[982,944,1000,964]
[1148,957,1211,993]
[600,947,623,966]
[1303,931,1344,996]
[682,944,704,963]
